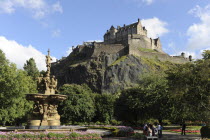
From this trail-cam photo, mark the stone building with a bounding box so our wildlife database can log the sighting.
[104,19,163,53]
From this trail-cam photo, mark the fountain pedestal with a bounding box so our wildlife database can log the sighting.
[26,94,67,129]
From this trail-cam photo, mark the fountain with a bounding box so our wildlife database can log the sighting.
[26,50,67,129]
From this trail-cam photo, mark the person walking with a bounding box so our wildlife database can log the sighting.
[181,122,186,135]
[157,124,162,138]
[143,124,148,135]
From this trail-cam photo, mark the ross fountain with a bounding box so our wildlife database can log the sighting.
[26,50,67,129]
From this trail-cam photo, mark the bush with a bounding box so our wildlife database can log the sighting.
[110,119,122,125]
[201,126,210,138]
[112,126,134,137]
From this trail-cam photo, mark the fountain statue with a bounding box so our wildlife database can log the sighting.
[26,50,67,129]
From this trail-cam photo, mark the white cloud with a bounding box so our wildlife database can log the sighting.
[52,1,63,13]
[86,40,103,42]
[187,5,210,51]
[142,0,154,5]
[141,17,169,38]
[0,0,63,19]
[66,47,73,56]
[0,0,15,14]
[52,29,61,38]
[0,36,56,71]
[131,0,154,5]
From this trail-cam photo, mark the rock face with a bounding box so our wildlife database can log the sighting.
[51,50,163,94]
[51,19,190,93]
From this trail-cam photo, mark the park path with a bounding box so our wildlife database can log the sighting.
[103,131,202,140]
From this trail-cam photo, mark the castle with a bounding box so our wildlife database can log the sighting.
[104,19,163,53]
[59,19,191,63]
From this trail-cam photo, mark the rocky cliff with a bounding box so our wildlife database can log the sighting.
[51,50,172,94]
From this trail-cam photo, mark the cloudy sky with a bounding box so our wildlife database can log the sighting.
[0,0,209,70]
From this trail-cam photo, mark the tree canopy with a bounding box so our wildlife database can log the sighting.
[0,50,36,125]
[59,84,95,124]
[93,93,116,124]
[166,59,210,123]
[115,72,170,125]
[23,58,39,78]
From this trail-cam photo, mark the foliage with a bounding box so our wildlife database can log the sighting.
[140,56,172,71]
[202,50,210,60]
[0,50,36,125]
[166,60,210,123]
[23,58,39,79]
[131,132,144,139]
[93,93,117,124]
[138,47,157,53]
[0,131,102,140]
[201,126,210,138]
[115,72,170,125]
[112,126,134,137]
[110,55,127,66]
[59,84,95,124]
[39,70,46,77]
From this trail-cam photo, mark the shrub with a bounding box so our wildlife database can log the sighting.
[110,119,122,125]
[69,132,81,138]
[112,126,134,137]
[201,126,210,138]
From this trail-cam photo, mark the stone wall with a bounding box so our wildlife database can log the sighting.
[92,43,127,57]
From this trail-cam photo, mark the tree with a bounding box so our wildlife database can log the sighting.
[58,84,95,124]
[166,60,210,123]
[202,50,210,60]
[0,50,37,125]
[115,72,170,125]
[93,93,116,124]
[23,58,39,78]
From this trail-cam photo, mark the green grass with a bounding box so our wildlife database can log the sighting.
[140,56,170,71]
[138,47,157,53]
[163,125,202,135]
[109,55,128,66]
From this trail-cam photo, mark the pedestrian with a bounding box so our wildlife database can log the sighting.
[157,123,162,138]
[181,122,186,135]
[143,124,148,135]
[148,124,152,136]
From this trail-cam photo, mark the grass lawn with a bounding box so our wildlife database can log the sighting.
[163,125,202,135]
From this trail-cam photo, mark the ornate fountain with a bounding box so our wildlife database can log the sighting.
[26,50,67,129]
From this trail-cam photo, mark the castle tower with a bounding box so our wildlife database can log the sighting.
[109,25,117,40]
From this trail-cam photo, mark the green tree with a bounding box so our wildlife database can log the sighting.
[166,60,210,123]
[202,50,210,60]
[23,58,39,78]
[59,84,95,124]
[93,93,116,124]
[115,72,169,125]
[0,50,36,125]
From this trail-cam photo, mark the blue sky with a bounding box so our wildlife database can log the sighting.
[0,0,209,70]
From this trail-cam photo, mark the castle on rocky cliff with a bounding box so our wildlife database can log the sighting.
[61,19,192,63]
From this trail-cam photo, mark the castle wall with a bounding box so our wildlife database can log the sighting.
[128,34,152,49]
[91,43,126,57]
